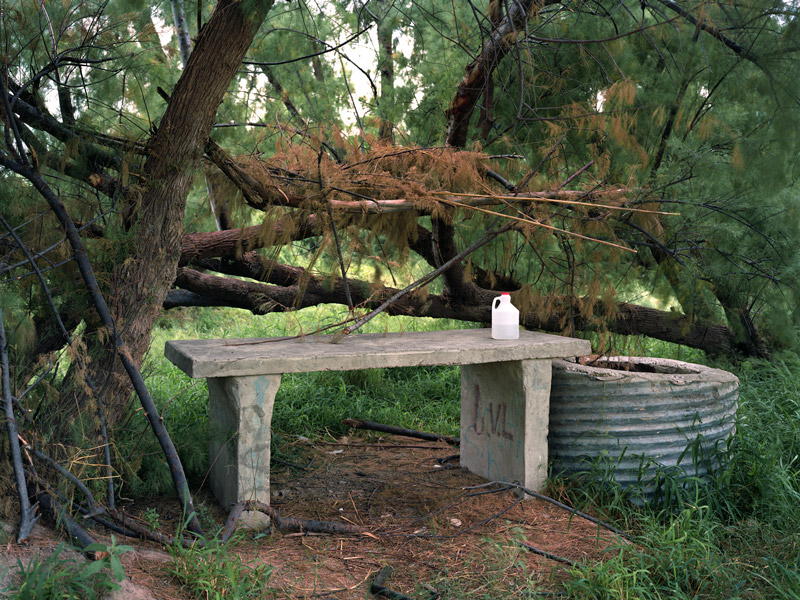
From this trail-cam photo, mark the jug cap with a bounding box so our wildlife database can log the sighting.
[501,292,510,295]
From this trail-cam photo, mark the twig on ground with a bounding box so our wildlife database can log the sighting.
[342,419,459,446]
[309,440,451,450]
[483,481,630,539]
[239,500,371,535]
[105,508,198,547]
[436,453,460,464]
[518,541,576,566]
[370,566,417,600]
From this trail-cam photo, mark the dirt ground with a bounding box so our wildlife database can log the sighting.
[2,434,623,599]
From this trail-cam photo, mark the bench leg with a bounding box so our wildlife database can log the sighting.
[207,374,281,508]
[460,359,552,493]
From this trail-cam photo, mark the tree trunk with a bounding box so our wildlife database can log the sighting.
[87,0,273,423]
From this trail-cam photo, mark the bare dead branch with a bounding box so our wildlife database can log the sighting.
[370,566,417,600]
[490,481,629,538]
[1,308,38,544]
[517,541,576,566]
[342,419,459,446]
[37,492,98,554]
[240,500,370,535]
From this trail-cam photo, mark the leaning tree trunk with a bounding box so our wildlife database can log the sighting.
[86,0,273,424]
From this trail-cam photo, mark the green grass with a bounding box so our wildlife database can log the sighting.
[3,539,131,600]
[128,305,470,494]
[136,307,800,598]
[166,530,274,600]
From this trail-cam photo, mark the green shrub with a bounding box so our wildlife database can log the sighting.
[167,533,274,600]
[4,539,131,600]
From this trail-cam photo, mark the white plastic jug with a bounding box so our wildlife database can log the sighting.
[492,293,519,340]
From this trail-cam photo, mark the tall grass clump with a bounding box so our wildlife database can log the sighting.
[555,345,800,599]
[3,540,131,600]
[167,530,274,600]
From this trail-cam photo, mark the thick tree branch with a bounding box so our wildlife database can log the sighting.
[179,216,318,266]
[171,265,737,355]
[652,0,760,65]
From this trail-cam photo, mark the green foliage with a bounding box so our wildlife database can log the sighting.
[562,509,745,600]
[166,531,274,600]
[3,539,131,600]
[552,342,800,600]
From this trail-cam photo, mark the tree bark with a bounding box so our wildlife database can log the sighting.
[89,0,273,421]
[179,216,318,266]
[445,0,546,148]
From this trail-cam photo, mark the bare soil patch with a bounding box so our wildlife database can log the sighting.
[3,435,621,599]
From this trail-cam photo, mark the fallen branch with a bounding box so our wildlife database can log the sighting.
[370,566,417,600]
[342,419,459,446]
[37,492,98,555]
[105,508,190,547]
[517,541,576,566]
[486,481,629,539]
[240,500,370,535]
[1,308,38,543]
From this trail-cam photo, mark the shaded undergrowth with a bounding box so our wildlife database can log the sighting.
[132,307,800,598]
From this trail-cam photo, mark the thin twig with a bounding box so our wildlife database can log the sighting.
[431,191,679,215]
[489,481,630,539]
[242,25,372,67]
[436,197,637,252]
[338,223,512,337]
[518,541,576,566]
[342,419,459,445]
[30,448,102,517]
[558,160,594,189]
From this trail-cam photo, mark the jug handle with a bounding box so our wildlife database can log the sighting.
[492,297,501,310]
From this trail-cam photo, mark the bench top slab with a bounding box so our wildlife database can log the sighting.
[165,329,591,379]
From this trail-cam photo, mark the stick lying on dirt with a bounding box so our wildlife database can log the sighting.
[518,541,576,566]
[370,566,418,600]
[342,419,459,446]
[240,500,371,535]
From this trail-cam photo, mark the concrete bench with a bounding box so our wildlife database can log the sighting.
[165,329,590,507]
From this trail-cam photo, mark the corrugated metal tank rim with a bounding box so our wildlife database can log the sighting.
[548,356,740,500]
[550,356,740,387]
